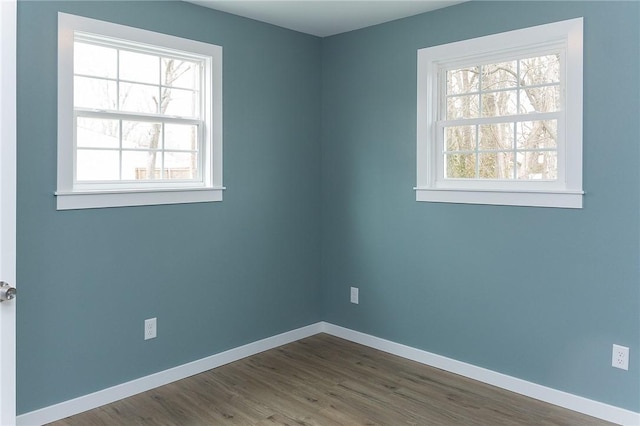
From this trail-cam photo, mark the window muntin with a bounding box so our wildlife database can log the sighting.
[416,18,583,208]
[57,13,223,210]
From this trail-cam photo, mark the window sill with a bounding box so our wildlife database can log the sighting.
[414,187,583,209]
[55,187,225,210]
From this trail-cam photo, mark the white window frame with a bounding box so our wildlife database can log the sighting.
[416,18,583,208]
[57,13,223,210]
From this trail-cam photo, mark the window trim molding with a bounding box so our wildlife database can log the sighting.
[56,12,224,210]
[416,18,583,208]
[55,187,224,210]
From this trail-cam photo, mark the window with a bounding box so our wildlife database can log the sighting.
[57,13,223,210]
[416,18,583,208]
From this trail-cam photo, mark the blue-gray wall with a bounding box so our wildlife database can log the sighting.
[321,0,640,412]
[16,0,640,416]
[17,1,321,413]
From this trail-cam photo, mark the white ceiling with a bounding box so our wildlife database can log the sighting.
[186,1,466,37]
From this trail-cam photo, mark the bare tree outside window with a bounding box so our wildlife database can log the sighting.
[443,54,560,180]
[74,42,200,182]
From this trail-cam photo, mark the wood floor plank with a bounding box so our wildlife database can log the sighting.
[48,334,612,426]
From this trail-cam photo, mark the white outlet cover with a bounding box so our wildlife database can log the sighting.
[612,344,629,370]
[145,318,157,340]
[350,287,359,304]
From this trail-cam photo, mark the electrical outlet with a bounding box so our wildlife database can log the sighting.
[350,286,359,304]
[144,318,157,340]
[612,344,629,370]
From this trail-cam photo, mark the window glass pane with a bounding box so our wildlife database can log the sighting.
[74,76,117,110]
[446,67,479,95]
[122,121,162,150]
[122,151,160,180]
[446,95,479,119]
[120,82,160,114]
[521,54,560,86]
[479,123,514,150]
[479,152,514,179]
[74,42,117,78]
[517,120,558,150]
[77,118,120,148]
[165,124,197,150]
[481,61,517,91]
[163,88,198,117]
[77,150,119,181]
[516,151,557,180]
[164,152,198,179]
[119,50,160,85]
[519,86,560,114]
[445,153,476,178]
[481,90,518,117]
[445,126,475,151]
[162,59,199,89]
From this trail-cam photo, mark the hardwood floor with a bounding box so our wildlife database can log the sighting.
[49,334,611,425]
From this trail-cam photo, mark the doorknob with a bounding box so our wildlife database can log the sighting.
[0,281,16,302]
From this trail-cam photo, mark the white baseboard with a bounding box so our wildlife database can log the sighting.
[18,321,640,426]
[16,323,323,426]
[320,322,640,426]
